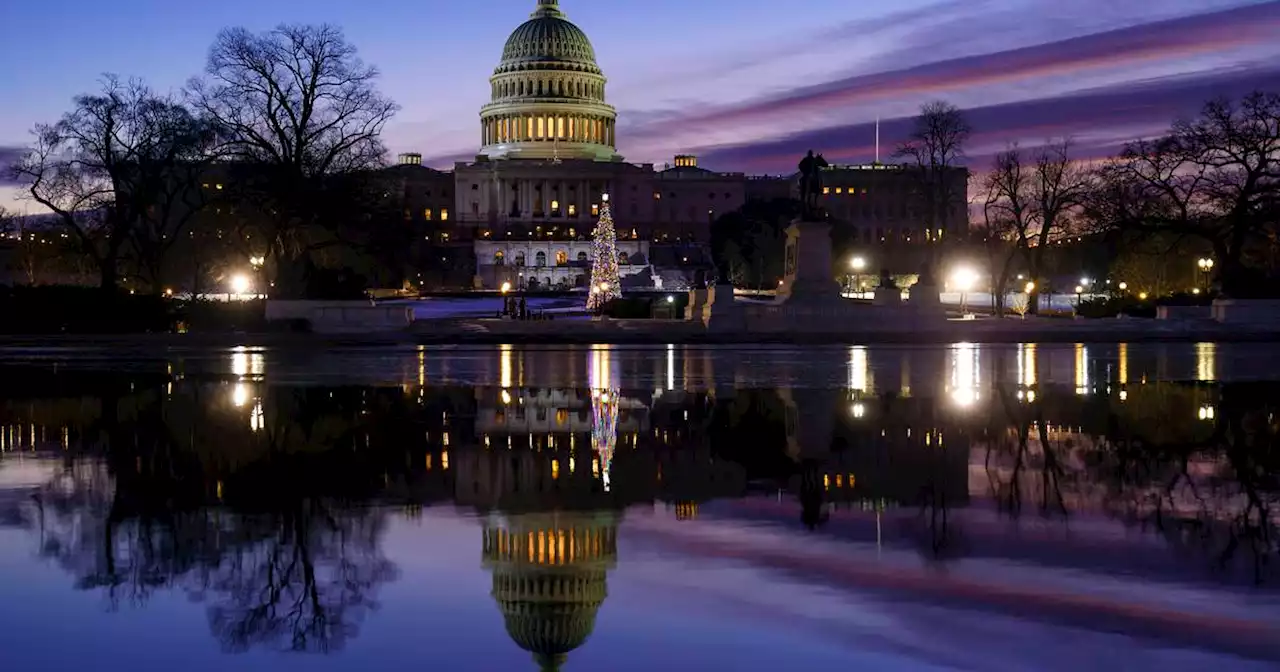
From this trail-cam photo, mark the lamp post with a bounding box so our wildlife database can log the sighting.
[1074,284,1084,317]
[951,265,978,315]
[1197,257,1214,293]
[850,256,867,297]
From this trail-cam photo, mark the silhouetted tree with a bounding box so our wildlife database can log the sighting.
[1089,92,1280,296]
[895,100,971,284]
[187,24,399,298]
[9,76,217,291]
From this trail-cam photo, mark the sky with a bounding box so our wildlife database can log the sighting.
[2,0,1279,212]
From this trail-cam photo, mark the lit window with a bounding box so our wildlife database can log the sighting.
[441,208,449,221]
[215,184,223,190]
[823,187,830,194]
[537,117,545,138]
[568,204,577,216]
[592,204,599,216]
[424,208,433,221]
[551,199,559,211]
[835,187,843,194]
[557,117,565,138]
[653,192,661,200]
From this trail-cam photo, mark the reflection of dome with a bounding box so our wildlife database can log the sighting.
[480,0,619,161]
[483,511,619,671]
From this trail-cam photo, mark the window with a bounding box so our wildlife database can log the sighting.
[555,250,568,265]
[441,208,449,221]
[535,251,547,267]
[551,199,559,212]
[653,192,661,200]
[835,187,843,194]
[515,252,526,266]
[494,250,505,265]
[537,117,545,138]
[591,204,599,216]
[471,183,479,191]
[577,251,588,262]
[823,187,830,194]
[618,251,628,265]
[424,208,433,221]
[568,204,577,216]
[568,227,577,237]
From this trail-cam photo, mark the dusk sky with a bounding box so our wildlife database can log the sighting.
[2,0,1279,211]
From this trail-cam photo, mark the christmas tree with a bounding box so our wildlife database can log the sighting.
[586,194,622,311]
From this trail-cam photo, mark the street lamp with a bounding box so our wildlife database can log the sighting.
[1118,281,1128,292]
[849,256,867,296]
[1197,257,1214,293]
[229,273,251,297]
[951,265,979,315]
[1074,284,1084,316]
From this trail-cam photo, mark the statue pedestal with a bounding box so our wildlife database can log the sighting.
[685,288,708,321]
[704,283,745,331]
[778,219,841,304]
[873,287,901,306]
[909,282,945,315]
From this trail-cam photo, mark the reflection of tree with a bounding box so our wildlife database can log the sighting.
[983,385,1072,519]
[201,503,397,653]
[1096,383,1279,583]
[0,383,400,651]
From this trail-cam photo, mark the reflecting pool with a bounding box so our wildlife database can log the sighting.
[0,343,1278,670]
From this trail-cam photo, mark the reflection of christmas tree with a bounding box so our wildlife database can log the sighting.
[586,196,622,312]
[591,388,618,492]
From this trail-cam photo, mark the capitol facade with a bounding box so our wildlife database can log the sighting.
[385,0,968,291]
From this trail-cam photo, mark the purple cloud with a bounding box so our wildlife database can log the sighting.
[692,65,1280,173]
[0,146,25,188]
[625,1,1280,142]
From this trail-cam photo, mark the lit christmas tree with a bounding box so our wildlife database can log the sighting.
[586,194,622,312]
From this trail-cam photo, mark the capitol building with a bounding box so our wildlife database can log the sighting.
[387,0,969,291]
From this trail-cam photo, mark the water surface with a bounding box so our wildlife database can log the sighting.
[0,343,1278,671]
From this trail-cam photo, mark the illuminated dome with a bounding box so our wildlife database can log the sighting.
[479,0,620,161]
[483,512,619,671]
[499,2,598,68]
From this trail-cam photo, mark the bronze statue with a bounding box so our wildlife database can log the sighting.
[797,150,829,219]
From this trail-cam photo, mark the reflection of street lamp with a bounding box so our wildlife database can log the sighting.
[951,265,979,314]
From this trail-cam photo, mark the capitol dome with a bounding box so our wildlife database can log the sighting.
[479,0,619,161]
[498,3,599,70]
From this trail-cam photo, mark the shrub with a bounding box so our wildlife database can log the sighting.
[0,285,270,334]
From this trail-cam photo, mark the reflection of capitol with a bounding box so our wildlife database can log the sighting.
[482,512,618,671]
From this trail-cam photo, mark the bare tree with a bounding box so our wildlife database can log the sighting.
[1029,140,1092,276]
[187,24,399,297]
[895,101,971,284]
[1089,92,1280,295]
[9,76,215,291]
[982,140,1090,313]
[981,146,1034,314]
